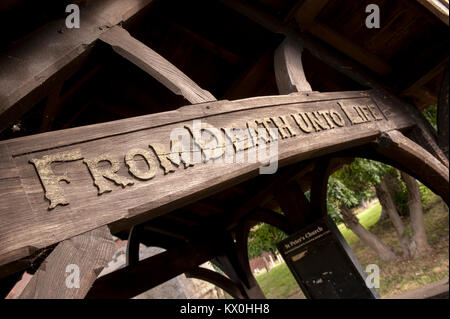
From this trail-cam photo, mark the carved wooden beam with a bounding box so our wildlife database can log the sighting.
[220,0,447,166]
[0,0,155,133]
[274,38,313,94]
[0,91,415,271]
[373,130,449,204]
[99,26,216,104]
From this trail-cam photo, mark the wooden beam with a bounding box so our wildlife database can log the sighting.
[0,0,155,132]
[168,21,243,65]
[86,240,217,298]
[402,58,449,97]
[220,0,448,167]
[185,266,246,299]
[39,84,63,133]
[18,226,115,299]
[224,50,273,100]
[292,0,329,28]
[374,130,449,204]
[292,0,391,76]
[99,26,216,104]
[305,22,392,76]
[437,68,449,157]
[417,0,449,25]
[0,91,416,270]
[274,38,313,93]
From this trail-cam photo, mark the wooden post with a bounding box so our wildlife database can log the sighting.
[18,226,115,299]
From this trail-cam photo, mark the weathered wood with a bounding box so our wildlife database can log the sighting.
[0,0,155,132]
[306,22,392,76]
[401,58,448,97]
[293,0,329,28]
[126,225,141,266]
[0,91,415,269]
[212,234,266,299]
[275,181,310,229]
[374,130,449,204]
[417,0,449,25]
[18,226,115,299]
[437,68,449,157]
[246,208,292,235]
[222,0,445,167]
[185,266,246,299]
[99,26,216,104]
[40,84,63,133]
[228,160,313,228]
[274,38,313,94]
[309,157,331,219]
[86,240,217,298]
[292,0,391,76]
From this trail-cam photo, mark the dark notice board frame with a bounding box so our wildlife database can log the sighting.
[276,216,380,299]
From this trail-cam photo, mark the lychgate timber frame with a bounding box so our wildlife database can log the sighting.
[0,0,448,299]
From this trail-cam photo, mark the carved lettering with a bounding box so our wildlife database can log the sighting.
[306,111,329,131]
[185,121,225,162]
[83,154,134,195]
[256,118,278,141]
[329,110,345,127]
[30,149,83,210]
[367,104,384,121]
[291,113,314,133]
[271,116,297,139]
[125,148,157,180]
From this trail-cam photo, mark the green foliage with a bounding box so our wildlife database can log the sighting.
[328,158,389,221]
[248,222,287,259]
[385,170,435,215]
[422,105,437,131]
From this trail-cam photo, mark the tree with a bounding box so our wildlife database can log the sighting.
[333,158,432,259]
[375,176,411,257]
[400,172,431,256]
[327,174,398,262]
[247,222,287,259]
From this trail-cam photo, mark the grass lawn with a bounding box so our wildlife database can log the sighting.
[254,194,449,298]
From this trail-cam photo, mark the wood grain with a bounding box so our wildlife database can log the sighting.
[274,38,313,93]
[18,226,115,299]
[0,0,155,132]
[0,91,415,269]
[99,26,216,104]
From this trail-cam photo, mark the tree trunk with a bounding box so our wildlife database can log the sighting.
[375,178,412,257]
[400,172,431,256]
[340,205,397,262]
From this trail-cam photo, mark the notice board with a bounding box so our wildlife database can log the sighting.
[276,216,380,299]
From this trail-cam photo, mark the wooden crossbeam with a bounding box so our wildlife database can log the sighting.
[99,26,216,104]
[0,0,155,132]
[292,0,391,76]
[402,58,449,97]
[417,0,450,25]
[18,226,115,299]
[292,0,329,28]
[86,240,217,298]
[185,266,246,299]
[274,38,313,93]
[220,0,448,167]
